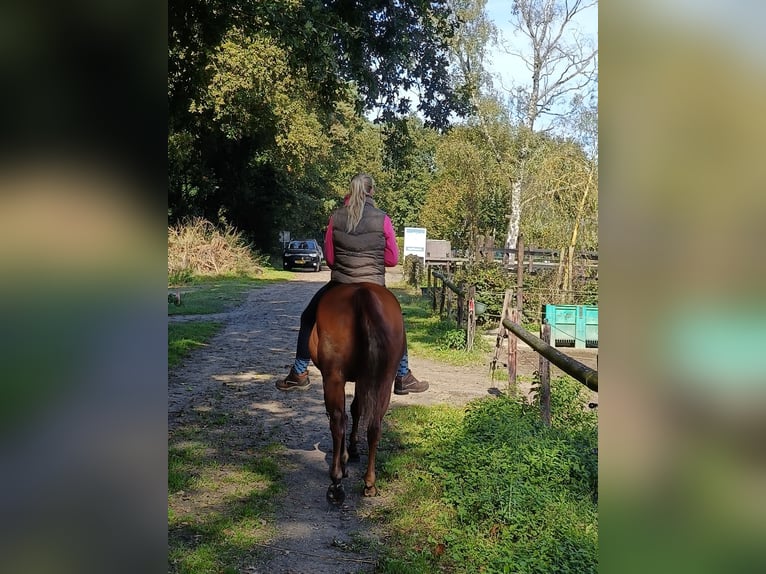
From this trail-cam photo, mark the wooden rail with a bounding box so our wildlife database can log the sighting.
[501,317,598,392]
[431,269,464,295]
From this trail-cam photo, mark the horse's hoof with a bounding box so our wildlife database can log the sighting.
[327,484,345,505]
[363,484,378,497]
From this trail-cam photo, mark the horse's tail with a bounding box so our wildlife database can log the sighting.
[352,287,396,418]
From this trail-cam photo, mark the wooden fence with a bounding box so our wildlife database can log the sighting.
[426,243,598,274]
[430,259,598,425]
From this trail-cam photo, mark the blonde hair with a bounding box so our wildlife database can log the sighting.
[346,173,375,232]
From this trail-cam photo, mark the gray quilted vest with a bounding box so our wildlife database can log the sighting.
[330,198,387,285]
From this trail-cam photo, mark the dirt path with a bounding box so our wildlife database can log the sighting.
[168,268,597,573]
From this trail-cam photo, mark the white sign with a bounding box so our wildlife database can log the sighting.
[403,227,427,261]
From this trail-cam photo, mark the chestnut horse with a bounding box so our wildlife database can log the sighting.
[308,282,405,504]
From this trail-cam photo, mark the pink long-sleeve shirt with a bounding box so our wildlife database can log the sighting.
[324,214,399,268]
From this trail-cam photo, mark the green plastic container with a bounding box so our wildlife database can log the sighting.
[544,304,598,348]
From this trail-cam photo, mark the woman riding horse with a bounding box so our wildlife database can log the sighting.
[277,173,428,395]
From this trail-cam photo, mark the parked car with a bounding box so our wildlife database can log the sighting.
[283,239,323,271]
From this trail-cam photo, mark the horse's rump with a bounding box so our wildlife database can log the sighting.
[310,282,404,385]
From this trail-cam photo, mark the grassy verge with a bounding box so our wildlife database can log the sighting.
[370,377,598,573]
[391,288,492,366]
[168,420,284,573]
[168,270,292,316]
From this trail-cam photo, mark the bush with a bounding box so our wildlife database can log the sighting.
[439,328,466,350]
[403,254,425,287]
[454,261,515,324]
[453,261,598,328]
[378,381,598,573]
[168,217,266,283]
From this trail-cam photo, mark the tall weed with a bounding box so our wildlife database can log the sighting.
[168,217,266,283]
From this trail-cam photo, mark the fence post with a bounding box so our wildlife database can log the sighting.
[516,234,524,311]
[508,308,519,388]
[466,285,476,351]
[439,280,446,315]
[539,322,551,426]
[490,290,512,379]
[431,272,437,312]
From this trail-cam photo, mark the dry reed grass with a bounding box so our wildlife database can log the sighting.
[168,217,264,283]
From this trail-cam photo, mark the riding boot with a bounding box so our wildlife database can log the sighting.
[394,370,429,395]
[277,367,311,391]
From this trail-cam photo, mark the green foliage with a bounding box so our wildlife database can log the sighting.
[169,267,194,287]
[403,254,426,287]
[455,260,516,324]
[417,118,598,266]
[375,116,441,233]
[393,289,489,366]
[522,139,598,253]
[168,0,469,253]
[421,124,509,251]
[374,381,598,573]
[438,328,466,350]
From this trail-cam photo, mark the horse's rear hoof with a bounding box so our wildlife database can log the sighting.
[327,483,345,505]
[363,484,378,497]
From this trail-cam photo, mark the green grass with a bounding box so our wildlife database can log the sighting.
[168,269,290,572]
[168,321,223,367]
[168,439,284,574]
[168,270,292,316]
[391,288,492,366]
[371,377,598,573]
[168,413,285,573]
[168,269,293,366]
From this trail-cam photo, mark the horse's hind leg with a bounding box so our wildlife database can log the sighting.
[363,380,394,497]
[348,395,361,462]
[363,416,381,497]
[324,374,348,504]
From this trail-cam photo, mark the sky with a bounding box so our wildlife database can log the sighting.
[483,0,599,129]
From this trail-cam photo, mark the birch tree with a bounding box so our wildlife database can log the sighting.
[447,0,596,264]
[500,0,597,256]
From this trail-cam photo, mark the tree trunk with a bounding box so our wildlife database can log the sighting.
[555,244,566,298]
[505,174,523,261]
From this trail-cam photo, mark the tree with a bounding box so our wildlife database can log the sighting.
[374,116,441,234]
[520,136,597,299]
[500,0,598,254]
[421,124,507,252]
[168,0,470,251]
